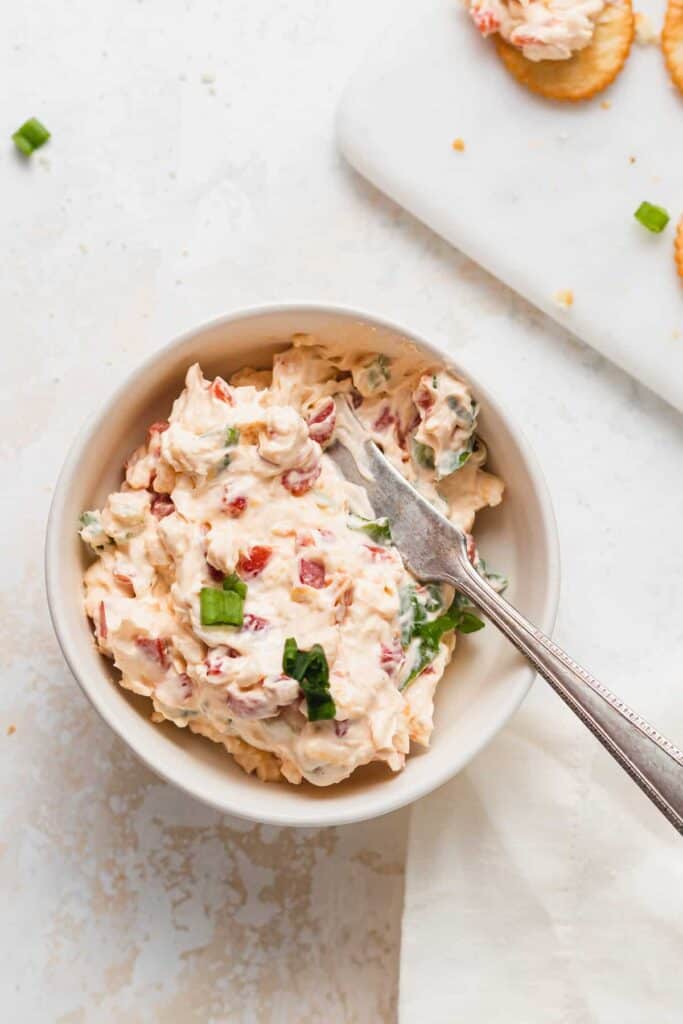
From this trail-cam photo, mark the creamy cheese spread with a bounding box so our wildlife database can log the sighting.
[80,336,504,786]
[468,0,605,60]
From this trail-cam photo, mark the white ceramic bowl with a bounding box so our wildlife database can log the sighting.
[46,304,560,827]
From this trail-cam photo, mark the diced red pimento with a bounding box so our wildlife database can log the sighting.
[135,636,169,669]
[281,463,321,497]
[151,493,175,519]
[242,613,269,632]
[465,533,478,565]
[221,492,248,518]
[380,638,404,675]
[113,571,135,594]
[396,411,421,451]
[364,544,394,562]
[147,420,170,456]
[226,684,273,719]
[177,672,193,698]
[205,645,241,677]
[334,720,349,738]
[210,377,234,404]
[147,420,170,439]
[98,601,108,640]
[414,385,435,412]
[299,558,326,589]
[205,652,225,677]
[207,561,224,583]
[373,405,395,431]
[237,545,273,577]
[471,7,500,34]
[307,398,336,445]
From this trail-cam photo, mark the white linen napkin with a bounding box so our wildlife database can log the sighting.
[399,668,683,1023]
[399,352,683,1023]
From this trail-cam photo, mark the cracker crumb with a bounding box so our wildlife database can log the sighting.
[634,11,659,45]
[451,138,466,152]
[600,99,611,109]
[629,155,636,164]
[7,725,15,736]
[553,289,574,310]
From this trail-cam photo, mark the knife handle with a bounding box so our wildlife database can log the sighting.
[450,558,683,835]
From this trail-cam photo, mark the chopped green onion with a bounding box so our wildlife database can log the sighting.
[412,439,435,470]
[399,586,424,646]
[442,449,471,474]
[457,611,486,634]
[282,637,304,678]
[399,587,485,690]
[200,586,244,626]
[225,426,240,446]
[435,441,473,478]
[12,118,50,156]
[376,354,391,381]
[222,572,247,599]
[634,201,670,234]
[477,558,508,594]
[423,583,444,612]
[362,354,392,391]
[348,514,392,545]
[445,395,476,427]
[282,638,335,721]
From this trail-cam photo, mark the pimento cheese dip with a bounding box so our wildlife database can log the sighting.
[80,337,504,786]
[468,0,605,60]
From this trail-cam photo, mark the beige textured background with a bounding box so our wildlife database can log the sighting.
[2,3,422,1018]
[7,0,676,1020]
[3,637,406,1021]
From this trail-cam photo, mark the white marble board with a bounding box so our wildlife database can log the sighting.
[337,0,683,411]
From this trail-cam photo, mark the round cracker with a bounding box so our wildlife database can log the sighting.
[675,215,683,280]
[663,0,683,94]
[495,0,634,102]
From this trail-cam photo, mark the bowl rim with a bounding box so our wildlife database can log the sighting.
[45,301,561,827]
